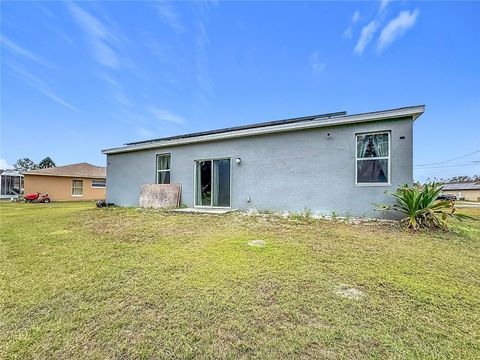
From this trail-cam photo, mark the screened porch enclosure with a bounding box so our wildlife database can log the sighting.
[0,171,24,198]
[195,159,231,207]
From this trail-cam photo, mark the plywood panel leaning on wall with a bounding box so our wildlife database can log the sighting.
[139,184,181,208]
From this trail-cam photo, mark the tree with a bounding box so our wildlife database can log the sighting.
[38,157,56,169]
[13,158,37,171]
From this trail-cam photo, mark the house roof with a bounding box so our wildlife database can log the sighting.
[24,163,106,179]
[0,170,23,177]
[102,105,425,155]
[126,111,348,146]
[442,182,480,191]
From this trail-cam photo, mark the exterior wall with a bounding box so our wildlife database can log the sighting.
[24,175,106,201]
[442,190,480,202]
[106,118,413,217]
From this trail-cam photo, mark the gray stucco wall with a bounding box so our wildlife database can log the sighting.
[106,118,413,217]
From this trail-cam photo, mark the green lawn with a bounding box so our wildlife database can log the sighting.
[1,202,479,359]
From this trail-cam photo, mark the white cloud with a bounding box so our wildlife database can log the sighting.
[136,127,156,138]
[154,3,185,33]
[36,89,78,111]
[352,10,361,23]
[68,3,120,69]
[354,20,379,54]
[378,0,392,13]
[312,62,326,74]
[0,36,48,66]
[7,62,78,111]
[2,34,76,110]
[0,159,12,169]
[343,10,361,39]
[379,0,391,13]
[377,9,420,51]
[150,108,185,125]
[195,21,214,98]
[101,74,133,107]
[310,51,326,74]
[343,28,353,39]
[350,0,395,54]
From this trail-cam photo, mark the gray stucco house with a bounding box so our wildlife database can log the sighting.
[102,105,424,217]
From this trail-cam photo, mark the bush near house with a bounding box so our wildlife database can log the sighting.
[377,182,474,230]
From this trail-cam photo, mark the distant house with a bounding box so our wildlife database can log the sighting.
[442,183,480,202]
[23,163,106,201]
[102,105,424,217]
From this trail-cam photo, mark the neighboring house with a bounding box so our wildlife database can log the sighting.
[24,163,106,201]
[102,105,424,217]
[442,183,480,202]
[0,170,24,199]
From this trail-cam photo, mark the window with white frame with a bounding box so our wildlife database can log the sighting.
[91,179,106,188]
[356,132,390,184]
[156,154,171,184]
[72,180,84,196]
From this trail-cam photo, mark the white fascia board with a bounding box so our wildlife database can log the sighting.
[102,105,425,155]
[24,173,106,179]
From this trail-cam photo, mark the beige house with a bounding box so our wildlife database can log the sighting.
[442,183,480,202]
[24,163,106,201]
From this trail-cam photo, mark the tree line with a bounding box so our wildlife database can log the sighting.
[13,157,56,171]
[423,175,480,184]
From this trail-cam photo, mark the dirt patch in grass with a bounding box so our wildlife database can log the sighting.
[336,284,364,300]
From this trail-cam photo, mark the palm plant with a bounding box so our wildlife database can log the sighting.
[377,183,472,230]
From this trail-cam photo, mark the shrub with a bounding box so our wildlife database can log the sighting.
[377,183,473,230]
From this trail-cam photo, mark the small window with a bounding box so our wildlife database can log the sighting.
[156,154,171,184]
[91,179,106,188]
[72,180,83,196]
[356,132,390,184]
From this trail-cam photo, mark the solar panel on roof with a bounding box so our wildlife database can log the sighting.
[125,111,347,146]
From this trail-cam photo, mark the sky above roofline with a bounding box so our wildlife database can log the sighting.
[1,1,479,181]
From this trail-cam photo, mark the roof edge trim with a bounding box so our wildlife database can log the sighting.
[102,105,425,155]
[23,173,106,179]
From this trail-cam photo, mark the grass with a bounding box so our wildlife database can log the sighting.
[1,202,479,359]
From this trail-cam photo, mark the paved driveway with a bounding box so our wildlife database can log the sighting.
[456,202,480,208]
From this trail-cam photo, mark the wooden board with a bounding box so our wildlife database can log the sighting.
[139,184,181,209]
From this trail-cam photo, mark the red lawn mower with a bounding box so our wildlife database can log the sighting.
[24,192,51,203]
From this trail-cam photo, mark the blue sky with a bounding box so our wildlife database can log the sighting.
[1,1,479,181]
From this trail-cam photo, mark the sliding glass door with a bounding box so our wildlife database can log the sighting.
[195,159,231,207]
[196,160,212,206]
[212,159,231,207]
